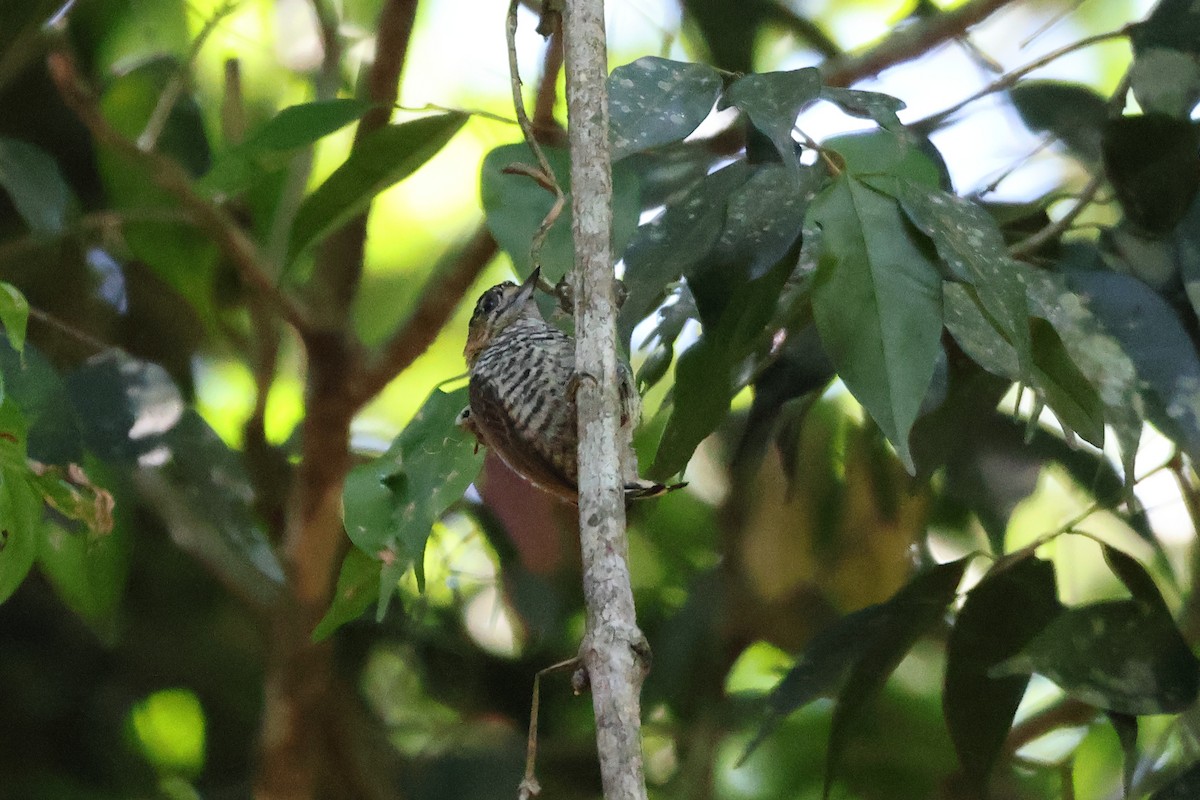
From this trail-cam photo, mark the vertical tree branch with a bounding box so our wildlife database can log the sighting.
[561,1,649,799]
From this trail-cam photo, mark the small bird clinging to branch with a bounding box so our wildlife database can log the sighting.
[459,267,683,505]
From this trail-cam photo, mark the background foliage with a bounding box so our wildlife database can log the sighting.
[2,0,1200,798]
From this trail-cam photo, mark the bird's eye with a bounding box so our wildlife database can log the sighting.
[479,293,500,314]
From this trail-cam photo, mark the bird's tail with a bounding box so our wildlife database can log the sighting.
[623,479,687,500]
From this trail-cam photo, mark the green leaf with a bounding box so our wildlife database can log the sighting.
[715,163,817,279]
[0,340,83,464]
[0,281,29,354]
[38,516,129,639]
[1010,81,1108,163]
[819,86,906,132]
[722,68,821,164]
[808,175,944,472]
[0,137,74,236]
[1103,545,1170,614]
[481,143,643,283]
[944,556,1062,794]
[1132,0,1200,53]
[1068,270,1200,463]
[202,98,371,195]
[823,129,943,188]
[0,469,40,604]
[1106,711,1138,799]
[650,254,793,480]
[825,558,969,799]
[1028,317,1106,448]
[287,113,468,262]
[617,161,751,346]
[312,549,381,642]
[892,183,1032,378]
[343,386,484,602]
[992,599,1200,715]
[1102,114,1200,235]
[608,57,723,160]
[1129,48,1200,118]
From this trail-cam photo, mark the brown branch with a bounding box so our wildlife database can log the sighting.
[533,27,567,146]
[308,0,418,327]
[45,44,312,335]
[763,2,841,59]
[820,0,1020,88]
[351,223,498,404]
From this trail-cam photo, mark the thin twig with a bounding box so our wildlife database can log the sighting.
[27,307,114,353]
[139,0,241,152]
[506,0,566,269]
[46,41,312,334]
[396,102,518,125]
[518,657,580,800]
[820,0,1020,88]
[762,2,841,58]
[915,26,1131,132]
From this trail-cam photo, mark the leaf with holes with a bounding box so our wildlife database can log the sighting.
[343,386,483,600]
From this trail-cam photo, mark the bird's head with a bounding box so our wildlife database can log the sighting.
[463,267,541,365]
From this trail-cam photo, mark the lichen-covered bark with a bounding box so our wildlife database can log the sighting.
[562,1,649,798]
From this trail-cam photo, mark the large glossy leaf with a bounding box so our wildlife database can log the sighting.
[715,163,817,280]
[202,98,370,195]
[825,558,969,799]
[287,113,468,262]
[824,130,943,188]
[342,386,483,609]
[808,174,943,472]
[0,137,73,236]
[722,68,821,164]
[1067,270,1200,462]
[608,57,722,160]
[944,556,1062,794]
[893,182,1032,377]
[481,143,642,283]
[992,599,1200,715]
[617,161,750,346]
[1102,115,1200,235]
[1010,81,1108,163]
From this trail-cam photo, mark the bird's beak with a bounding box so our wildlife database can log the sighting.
[514,266,540,308]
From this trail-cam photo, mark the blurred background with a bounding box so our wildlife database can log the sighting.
[0,0,1192,798]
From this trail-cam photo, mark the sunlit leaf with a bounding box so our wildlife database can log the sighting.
[0,467,40,604]
[0,137,73,236]
[0,281,29,354]
[992,600,1200,715]
[287,113,468,262]
[312,548,381,642]
[202,98,371,195]
[343,386,483,608]
[481,143,642,283]
[130,688,206,777]
[722,67,821,164]
[808,174,943,472]
[608,57,722,160]
[1010,81,1107,163]
[944,555,1062,794]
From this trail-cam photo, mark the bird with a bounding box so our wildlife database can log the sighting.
[459,267,683,505]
